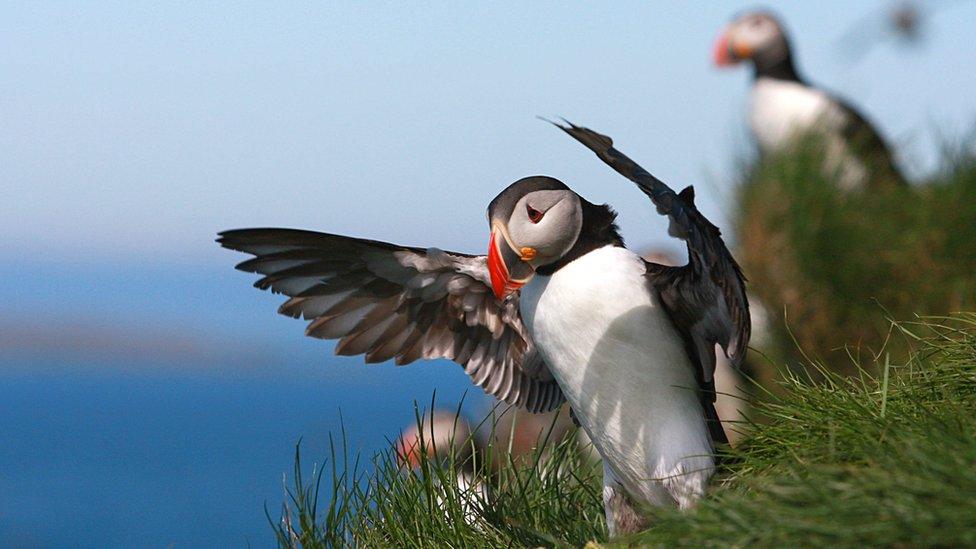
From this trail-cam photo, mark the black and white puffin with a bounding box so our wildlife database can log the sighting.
[219,122,750,536]
[395,412,490,525]
[714,10,906,189]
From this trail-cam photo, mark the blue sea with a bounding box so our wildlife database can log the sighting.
[0,260,485,547]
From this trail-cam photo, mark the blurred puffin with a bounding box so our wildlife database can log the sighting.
[395,412,489,523]
[219,121,750,536]
[714,11,906,189]
[395,411,482,474]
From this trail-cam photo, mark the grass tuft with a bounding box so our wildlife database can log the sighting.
[630,314,976,547]
[270,404,605,548]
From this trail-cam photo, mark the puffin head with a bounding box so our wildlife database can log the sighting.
[395,412,476,470]
[713,11,790,71]
[485,176,584,299]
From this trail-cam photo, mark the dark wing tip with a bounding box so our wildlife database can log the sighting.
[217,228,254,238]
[542,117,615,153]
[217,227,321,251]
[216,229,246,251]
[535,115,576,128]
[216,228,272,253]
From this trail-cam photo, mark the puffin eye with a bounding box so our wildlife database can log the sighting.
[526,204,544,224]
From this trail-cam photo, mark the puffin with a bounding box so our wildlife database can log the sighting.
[395,412,490,525]
[218,121,750,536]
[713,10,906,189]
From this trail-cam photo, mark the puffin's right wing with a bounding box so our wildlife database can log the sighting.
[551,121,750,396]
[219,229,563,413]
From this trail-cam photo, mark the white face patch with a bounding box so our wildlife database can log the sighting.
[505,189,582,266]
[730,12,788,66]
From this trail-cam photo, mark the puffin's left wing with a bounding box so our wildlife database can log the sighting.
[219,229,564,412]
[551,121,750,395]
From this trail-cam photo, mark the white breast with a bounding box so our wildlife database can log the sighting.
[519,245,713,507]
[750,77,867,189]
[750,77,842,152]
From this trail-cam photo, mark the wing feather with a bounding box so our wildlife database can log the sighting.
[219,228,563,412]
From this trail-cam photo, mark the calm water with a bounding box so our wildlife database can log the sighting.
[0,357,481,548]
[0,261,485,547]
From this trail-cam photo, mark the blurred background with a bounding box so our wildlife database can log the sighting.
[2,1,974,546]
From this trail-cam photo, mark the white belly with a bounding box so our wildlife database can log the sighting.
[750,77,867,189]
[519,245,713,507]
[750,77,838,152]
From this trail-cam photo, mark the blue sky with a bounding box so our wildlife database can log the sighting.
[3,1,975,265]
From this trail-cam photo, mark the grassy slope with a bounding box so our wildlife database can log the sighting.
[737,140,976,376]
[630,315,976,547]
[271,316,976,548]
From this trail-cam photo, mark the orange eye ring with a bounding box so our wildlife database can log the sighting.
[526,204,544,224]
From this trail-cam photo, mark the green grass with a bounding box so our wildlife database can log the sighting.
[630,314,976,547]
[270,315,976,547]
[736,137,976,375]
[270,405,606,548]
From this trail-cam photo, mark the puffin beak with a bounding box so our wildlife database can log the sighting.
[713,28,748,66]
[395,434,422,470]
[488,224,536,300]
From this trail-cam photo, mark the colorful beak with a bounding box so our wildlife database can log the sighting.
[395,434,423,469]
[488,227,535,300]
[713,31,734,66]
[714,28,751,66]
[713,28,753,66]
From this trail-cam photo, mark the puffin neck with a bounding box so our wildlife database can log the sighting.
[753,54,803,83]
[535,201,623,276]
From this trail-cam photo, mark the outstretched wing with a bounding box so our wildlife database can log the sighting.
[218,228,563,413]
[552,121,750,404]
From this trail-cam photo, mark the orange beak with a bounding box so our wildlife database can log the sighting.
[487,227,535,300]
[713,32,733,66]
[713,29,750,66]
[395,434,424,469]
